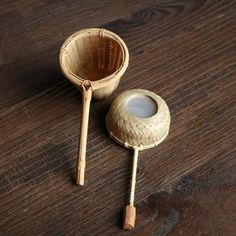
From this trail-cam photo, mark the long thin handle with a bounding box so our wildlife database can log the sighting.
[123,147,139,230]
[77,88,92,185]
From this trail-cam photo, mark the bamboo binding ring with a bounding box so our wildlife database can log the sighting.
[106,89,171,230]
[59,28,129,185]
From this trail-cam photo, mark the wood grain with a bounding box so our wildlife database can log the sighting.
[0,0,236,235]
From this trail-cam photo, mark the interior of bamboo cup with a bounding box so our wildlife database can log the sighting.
[127,95,158,118]
[63,34,124,81]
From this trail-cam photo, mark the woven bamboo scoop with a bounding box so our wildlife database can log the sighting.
[106,89,171,230]
[59,28,129,185]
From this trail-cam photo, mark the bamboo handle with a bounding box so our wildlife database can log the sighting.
[76,88,92,185]
[123,147,139,230]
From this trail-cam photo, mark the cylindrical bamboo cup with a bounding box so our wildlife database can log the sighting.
[59,28,129,185]
[106,89,171,230]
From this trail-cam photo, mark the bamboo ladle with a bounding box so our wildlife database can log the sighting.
[59,28,129,185]
[106,89,171,229]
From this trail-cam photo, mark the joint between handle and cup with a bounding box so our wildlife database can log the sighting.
[81,80,94,93]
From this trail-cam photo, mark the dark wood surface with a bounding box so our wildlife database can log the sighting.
[0,0,235,235]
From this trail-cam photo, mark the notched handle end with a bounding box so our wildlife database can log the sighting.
[123,205,136,230]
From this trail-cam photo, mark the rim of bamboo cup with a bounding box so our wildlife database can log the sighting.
[59,28,129,90]
[59,28,129,186]
[106,89,171,230]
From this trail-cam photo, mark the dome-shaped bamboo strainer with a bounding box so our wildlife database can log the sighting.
[59,28,129,185]
[106,89,171,230]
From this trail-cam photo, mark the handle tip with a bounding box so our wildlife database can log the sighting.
[76,167,85,186]
[123,205,136,230]
[76,179,84,186]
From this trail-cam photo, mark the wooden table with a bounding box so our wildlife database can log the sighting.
[1,0,235,235]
